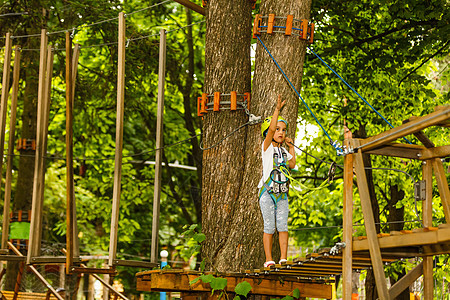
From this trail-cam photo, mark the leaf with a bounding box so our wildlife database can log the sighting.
[190,277,200,285]
[193,233,206,243]
[210,277,228,291]
[200,274,214,283]
[234,281,252,297]
[200,259,206,272]
[282,296,293,300]
[293,288,300,299]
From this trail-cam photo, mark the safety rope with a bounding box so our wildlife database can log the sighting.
[307,46,412,144]
[256,36,345,156]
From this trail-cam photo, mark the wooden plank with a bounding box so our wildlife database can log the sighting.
[421,145,450,160]
[109,12,126,266]
[70,44,80,259]
[151,29,166,263]
[364,143,424,160]
[342,139,353,300]
[65,31,74,273]
[136,271,332,298]
[359,107,450,152]
[0,255,26,262]
[432,158,450,223]
[70,267,116,275]
[172,0,205,15]
[114,259,158,268]
[351,140,389,300]
[422,158,434,297]
[353,229,439,251]
[1,41,17,250]
[388,261,423,299]
[29,256,82,264]
[27,29,48,264]
[1,291,58,300]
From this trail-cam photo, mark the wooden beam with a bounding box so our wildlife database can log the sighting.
[359,107,450,152]
[70,44,80,259]
[351,140,389,300]
[421,145,450,160]
[151,29,166,263]
[65,31,75,273]
[364,143,424,160]
[389,261,423,299]
[28,29,48,264]
[109,12,126,267]
[1,41,17,250]
[136,270,332,299]
[432,158,450,223]
[423,159,434,299]
[342,139,353,300]
[172,0,205,15]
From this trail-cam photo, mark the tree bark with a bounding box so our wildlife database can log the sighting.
[202,0,311,272]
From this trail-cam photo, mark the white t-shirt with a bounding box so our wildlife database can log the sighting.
[258,143,293,189]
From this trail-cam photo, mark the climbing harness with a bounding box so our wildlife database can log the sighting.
[259,147,290,206]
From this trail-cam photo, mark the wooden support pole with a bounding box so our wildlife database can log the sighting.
[151,29,166,263]
[71,44,81,258]
[389,261,423,299]
[342,139,353,300]
[28,29,48,264]
[1,36,14,250]
[359,106,450,152]
[3,46,21,248]
[432,158,450,223]
[351,140,389,300]
[172,0,205,15]
[109,12,126,267]
[65,31,75,273]
[8,242,64,300]
[422,160,434,299]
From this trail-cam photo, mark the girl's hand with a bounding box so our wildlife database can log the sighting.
[285,137,294,145]
[276,95,286,111]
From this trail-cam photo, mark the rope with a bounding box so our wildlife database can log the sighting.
[307,46,412,144]
[256,36,344,155]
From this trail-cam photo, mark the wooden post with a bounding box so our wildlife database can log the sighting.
[0,35,13,250]
[342,139,353,299]
[71,44,81,258]
[109,11,126,267]
[351,139,389,300]
[422,159,433,299]
[151,29,166,263]
[65,31,74,273]
[27,29,48,264]
[432,158,450,222]
[3,46,21,248]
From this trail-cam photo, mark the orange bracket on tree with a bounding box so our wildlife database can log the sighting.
[253,14,314,44]
[197,92,251,117]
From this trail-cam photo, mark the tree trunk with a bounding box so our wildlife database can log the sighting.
[202,0,311,272]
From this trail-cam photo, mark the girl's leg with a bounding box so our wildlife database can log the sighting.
[259,190,276,263]
[276,198,289,260]
[279,231,288,260]
[263,233,274,262]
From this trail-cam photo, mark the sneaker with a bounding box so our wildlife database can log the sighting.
[279,259,287,264]
[264,261,275,268]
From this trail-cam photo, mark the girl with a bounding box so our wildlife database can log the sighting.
[258,95,296,268]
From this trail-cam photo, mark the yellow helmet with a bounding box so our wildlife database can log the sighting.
[261,116,288,137]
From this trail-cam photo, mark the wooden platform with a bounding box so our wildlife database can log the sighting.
[352,224,450,256]
[1,291,59,300]
[136,269,333,299]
